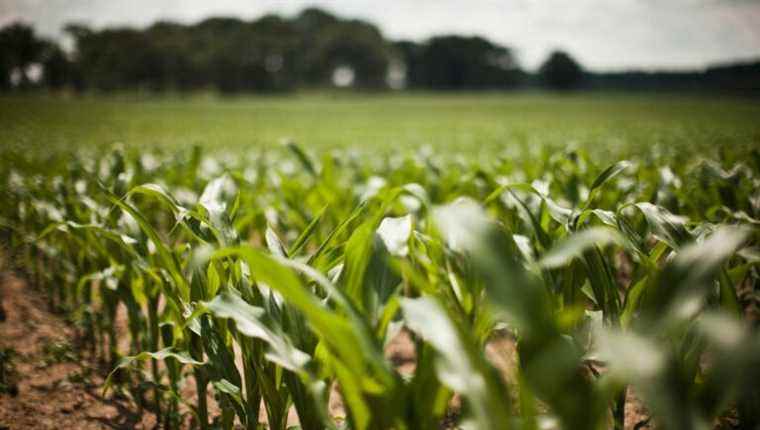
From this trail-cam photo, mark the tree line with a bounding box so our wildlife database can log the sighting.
[1,7,758,94]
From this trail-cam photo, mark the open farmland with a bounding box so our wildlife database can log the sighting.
[1,93,759,157]
[1,93,760,430]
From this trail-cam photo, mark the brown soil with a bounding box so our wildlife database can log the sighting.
[0,273,156,429]
[0,271,652,430]
[2,268,744,430]
[0,270,660,430]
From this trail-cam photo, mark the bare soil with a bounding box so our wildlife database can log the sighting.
[0,273,155,429]
[1,269,744,430]
[0,271,652,430]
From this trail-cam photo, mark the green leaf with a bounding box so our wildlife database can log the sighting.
[199,291,311,372]
[288,204,328,257]
[401,297,511,429]
[639,226,749,325]
[105,348,204,394]
[101,185,190,302]
[539,227,625,269]
[211,246,397,429]
[283,140,317,177]
[633,202,691,249]
[590,161,631,193]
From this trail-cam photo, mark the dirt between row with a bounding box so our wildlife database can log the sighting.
[0,270,659,430]
[0,272,156,429]
[0,273,650,430]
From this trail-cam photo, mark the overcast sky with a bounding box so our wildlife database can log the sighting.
[2,0,759,71]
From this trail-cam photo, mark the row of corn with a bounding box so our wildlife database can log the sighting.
[1,143,758,429]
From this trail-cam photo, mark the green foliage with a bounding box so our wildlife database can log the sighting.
[1,128,759,429]
[539,50,585,90]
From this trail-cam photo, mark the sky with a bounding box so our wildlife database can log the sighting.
[2,0,759,71]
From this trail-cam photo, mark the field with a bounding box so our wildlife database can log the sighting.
[2,93,760,156]
[1,93,759,430]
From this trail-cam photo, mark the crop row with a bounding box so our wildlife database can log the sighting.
[1,144,758,429]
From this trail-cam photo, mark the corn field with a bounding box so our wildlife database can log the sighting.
[1,142,759,429]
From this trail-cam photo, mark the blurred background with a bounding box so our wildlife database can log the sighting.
[1,0,759,95]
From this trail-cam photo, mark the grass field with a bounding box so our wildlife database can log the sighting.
[2,93,759,160]
[1,92,759,430]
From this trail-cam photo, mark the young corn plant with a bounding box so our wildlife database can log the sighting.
[0,142,757,430]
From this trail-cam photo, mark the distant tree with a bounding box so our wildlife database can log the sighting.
[296,9,391,88]
[0,22,46,89]
[68,26,160,91]
[9,9,759,95]
[585,60,760,93]
[144,21,197,91]
[0,50,8,90]
[704,60,760,93]
[397,36,521,90]
[62,8,391,93]
[40,42,72,90]
[190,16,301,93]
[539,50,584,90]
[294,7,339,35]
[392,41,425,88]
